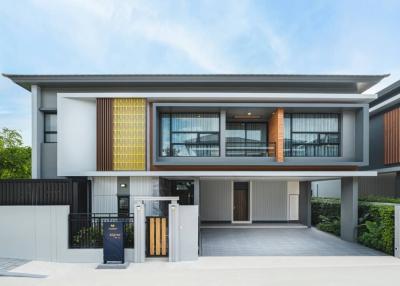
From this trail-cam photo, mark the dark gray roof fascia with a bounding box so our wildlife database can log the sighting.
[2,73,388,93]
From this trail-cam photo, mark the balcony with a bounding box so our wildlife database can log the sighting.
[226,141,276,157]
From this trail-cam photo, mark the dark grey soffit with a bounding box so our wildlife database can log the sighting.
[2,73,388,93]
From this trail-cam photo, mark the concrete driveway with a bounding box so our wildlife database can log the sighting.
[200,227,384,256]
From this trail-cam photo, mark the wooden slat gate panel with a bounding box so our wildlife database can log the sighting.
[146,217,168,257]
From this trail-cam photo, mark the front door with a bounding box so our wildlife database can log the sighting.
[233,182,249,221]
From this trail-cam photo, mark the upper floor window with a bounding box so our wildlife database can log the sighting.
[226,122,268,156]
[284,113,340,157]
[160,113,220,157]
[44,113,57,143]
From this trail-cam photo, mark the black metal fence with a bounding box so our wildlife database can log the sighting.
[226,141,276,157]
[0,179,91,213]
[69,213,134,249]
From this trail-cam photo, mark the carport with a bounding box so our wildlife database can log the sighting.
[200,227,384,256]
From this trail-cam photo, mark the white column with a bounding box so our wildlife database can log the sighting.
[31,85,41,178]
[341,177,358,242]
[220,109,226,158]
[193,178,200,205]
[134,202,145,263]
[169,203,180,262]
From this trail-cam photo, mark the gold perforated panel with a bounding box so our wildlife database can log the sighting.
[113,98,146,170]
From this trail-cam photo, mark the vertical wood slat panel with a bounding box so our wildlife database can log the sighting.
[384,108,400,165]
[155,218,161,255]
[149,218,155,256]
[161,218,167,255]
[96,98,113,171]
[268,108,284,162]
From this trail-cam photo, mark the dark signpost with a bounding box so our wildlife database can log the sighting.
[103,221,124,264]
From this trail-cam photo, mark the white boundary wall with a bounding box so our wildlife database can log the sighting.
[0,206,134,262]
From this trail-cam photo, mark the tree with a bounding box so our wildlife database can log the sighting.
[0,128,31,179]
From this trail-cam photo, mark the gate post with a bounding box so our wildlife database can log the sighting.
[134,202,145,263]
[395,205,400,258]
[169,203,180,262]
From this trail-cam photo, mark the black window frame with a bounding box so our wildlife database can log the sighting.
[284,113,341,157]
[225,121,269,157]
[44,112,57,143]
[117,195,130,217]
[159,112,221,157]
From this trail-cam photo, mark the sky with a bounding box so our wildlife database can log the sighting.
[1,0,400,145]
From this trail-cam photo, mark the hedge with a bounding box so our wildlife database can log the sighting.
[311,197,395,255]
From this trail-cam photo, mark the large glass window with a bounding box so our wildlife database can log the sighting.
[284,113,340,157]
[226,122,268,156]
[160,113,220,157]
[44,113,57,143]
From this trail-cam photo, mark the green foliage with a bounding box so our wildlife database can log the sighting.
[72,226,103,248]
[358,204,394,254]
[72,224,134,248]
[316,215,340,236]
[311,198,395,255]
[359,195,400,204]
[0,128,31,179]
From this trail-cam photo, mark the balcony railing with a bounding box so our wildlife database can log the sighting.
[226,141,276,157]
[68,213,134,249]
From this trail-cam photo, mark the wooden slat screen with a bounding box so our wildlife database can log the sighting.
[96,98,113,171]
[147,217,168,257]
[384,107,400,165]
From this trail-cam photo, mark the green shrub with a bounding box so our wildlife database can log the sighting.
[316,215,340,236]
[359,196,400,204]
[72,226,103,248]
[311,198,395,255]
[358,203,394,254]
[72,224,135,248]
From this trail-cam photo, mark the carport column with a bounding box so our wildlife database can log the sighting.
[134,202,145,263]
[340,177,358,242]
[299,181,312,227]
[169,203,180,262]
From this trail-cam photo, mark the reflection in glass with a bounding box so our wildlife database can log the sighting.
[284,113,340,157]
[160,113,220,157]
[226,122,268,156]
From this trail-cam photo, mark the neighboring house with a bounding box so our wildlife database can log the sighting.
[0,74,385,261]
[313,80,400,199]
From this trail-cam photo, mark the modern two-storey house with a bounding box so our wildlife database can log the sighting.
[1,74,386,261]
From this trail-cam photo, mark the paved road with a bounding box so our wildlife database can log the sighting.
[2,257,400,286]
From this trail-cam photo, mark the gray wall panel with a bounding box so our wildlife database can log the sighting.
[200,180,232,221]
[41,89,57,109]
[369,113,384,169]
[252,181,287,221]
[41,143,58,179]
[359,173,396,197]
[342,111,355,160]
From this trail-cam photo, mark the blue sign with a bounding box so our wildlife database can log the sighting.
[103,221,124,264]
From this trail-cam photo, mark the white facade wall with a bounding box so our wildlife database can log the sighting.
[252,181,288,221]
[0,205,134,262]
[199,180,300,222]
[91,176,160,214]
[130,176,160,216]
[92,177,118,213]
[58,96,96,176]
